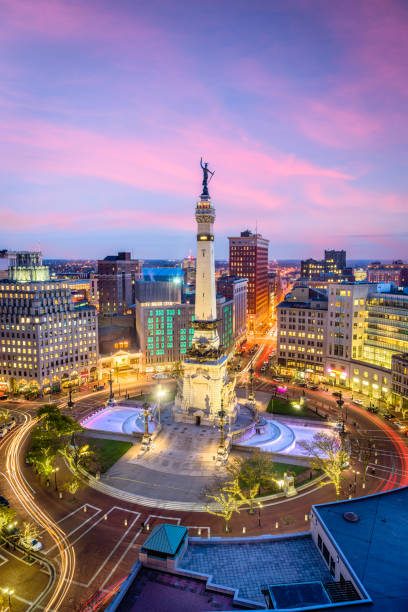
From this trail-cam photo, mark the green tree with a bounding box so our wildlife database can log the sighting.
[62,476,83,497]
[299,432,349,497]
[229,450,278,497]
[206,479,245,532]
[0,409,10,426]
[0,506,16,531]
[60,442,94,473]
[37,404,82,439]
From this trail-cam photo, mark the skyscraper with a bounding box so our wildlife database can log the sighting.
[97,252,142,315]
[228,230,269,330]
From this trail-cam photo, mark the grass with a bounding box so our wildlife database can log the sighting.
[266,396,325,420]
[81,437,132,474]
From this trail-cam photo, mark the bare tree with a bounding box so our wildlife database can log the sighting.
[206,479,245,532]
[299,432,349,497]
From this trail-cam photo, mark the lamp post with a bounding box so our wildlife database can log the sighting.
[67,387,74,413]
[218,403,226,451]
[2,587,14,609]
[257,502,262,528]
[156,385,165,425]
[108,370,114,403]
[142,402,151,443]
[248,364,255,405]
[53,466,59,491]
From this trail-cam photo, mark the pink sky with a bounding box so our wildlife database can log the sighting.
[0,0,407,260]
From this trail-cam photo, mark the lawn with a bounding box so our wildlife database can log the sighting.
[81,437,132,473]
[266,396,325,420]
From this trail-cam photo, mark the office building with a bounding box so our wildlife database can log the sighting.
[97,252,142,315]
[228,230,269,329]
[182,256,196,286]
[216,275,247,341]
[392,353,408,411]
[301,250,353,283]
[136,296,234,370]
[0,256,98,394]
[367,261,408,286]
[277,285,327,379]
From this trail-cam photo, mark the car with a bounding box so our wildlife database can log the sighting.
[367,406,378,414]
[309,385,319,391]
[152,373,168,380]
[21,538,43,551]
[0,394,8,401]
[332,391,342,398]
[272,377,284,383]
[93,384,105,391]
[384,413,395,420]
[298,382,307,388]
[394,421,406,431]
[353,398,363,405]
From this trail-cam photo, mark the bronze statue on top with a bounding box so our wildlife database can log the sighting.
[200,158,214,198]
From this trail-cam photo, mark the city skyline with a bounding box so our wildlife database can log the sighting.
[1,0,408,259]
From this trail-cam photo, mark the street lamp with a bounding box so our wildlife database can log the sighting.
[218,403,226,452]
[53,466,60,491]
[2,587,14,609]
[142,402,151,444]
[257,502,262,528]
[67,386,74,413]
[156,385,165,425]
[108,370,114,404]
[248,364,255,405]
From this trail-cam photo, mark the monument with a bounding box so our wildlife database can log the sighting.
[174,160,238,426]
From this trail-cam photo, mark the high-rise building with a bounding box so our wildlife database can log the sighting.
[97,252,142,315]
[301,250,352,282]
[135,280,182,304]
[228,230,269,329]
[0,256,98,394]
[277,285,327,379]
[182,256,196,287]
[216,275,247,342]
[367,261,408,286]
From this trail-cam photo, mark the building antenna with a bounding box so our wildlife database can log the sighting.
[255,220,258,235]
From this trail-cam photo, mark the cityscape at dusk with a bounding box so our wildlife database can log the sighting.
[1,2,408,612]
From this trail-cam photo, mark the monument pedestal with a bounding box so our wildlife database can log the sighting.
[174,355,237,425]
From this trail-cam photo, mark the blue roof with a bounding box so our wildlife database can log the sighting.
[314,487,408,612]
[142,523,187,556]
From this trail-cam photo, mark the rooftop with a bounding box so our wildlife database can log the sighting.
[141,524,188,556]
[314,487,408,611]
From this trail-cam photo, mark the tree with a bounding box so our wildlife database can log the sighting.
[27,445,57,482]
[206,479,245,532]
[20,521,40,560]
[0,409,10,426]
[357,437,374,484]
[60,442,94,473]
[62,476,83,497]
[228,450,278,497]
[0,506,16,531]
[37,404,82,439]
[299,432,349,497]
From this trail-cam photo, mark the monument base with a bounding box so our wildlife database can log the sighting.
[174,355,237,425]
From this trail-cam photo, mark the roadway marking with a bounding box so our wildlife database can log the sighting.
[43,505,102,555]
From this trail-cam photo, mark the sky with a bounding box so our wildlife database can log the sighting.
[1,0,407,261]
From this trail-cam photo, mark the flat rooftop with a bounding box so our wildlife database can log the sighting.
[314,487,408,612]
[180,535,332,605]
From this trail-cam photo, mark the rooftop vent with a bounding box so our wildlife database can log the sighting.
[343,512,359,523]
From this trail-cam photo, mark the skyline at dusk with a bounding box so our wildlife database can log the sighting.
[1,0,408,259]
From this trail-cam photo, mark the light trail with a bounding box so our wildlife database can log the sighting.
[5,414,76,611]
